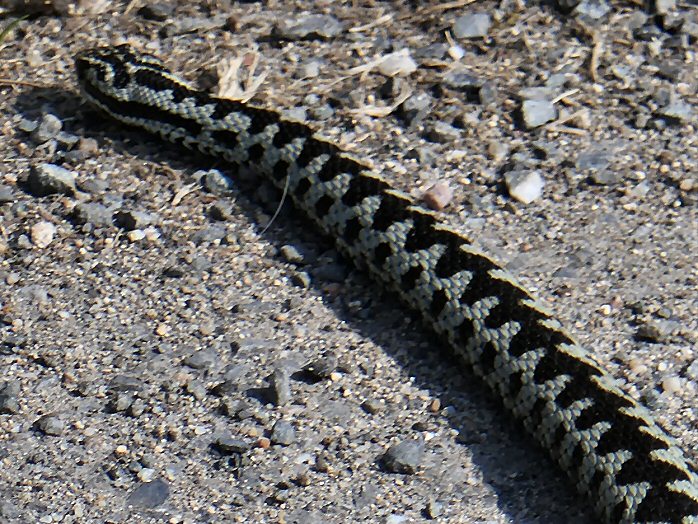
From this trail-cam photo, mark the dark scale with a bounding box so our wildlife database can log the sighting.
[371,192,412,231]
[340,172,389,207]
[211,98,249,121]
[247,143,265,163]
[341,216,362,244]
[314,194,335,219]
[133,69,189,103]
[211,129,240,150]
[272,120,312,148]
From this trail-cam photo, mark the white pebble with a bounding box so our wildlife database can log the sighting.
[30,221,56,248]
[662,376,681,394]
[505,170,545,204]
[377,50,417,77]
[127,229,146,242]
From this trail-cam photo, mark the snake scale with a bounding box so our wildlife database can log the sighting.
[74,45,698,523]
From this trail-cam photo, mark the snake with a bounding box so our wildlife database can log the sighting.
[74,44,698,524]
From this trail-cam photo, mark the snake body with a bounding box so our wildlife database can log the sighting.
[75,45,698,523]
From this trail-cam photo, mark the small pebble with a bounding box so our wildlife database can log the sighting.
[138,2,174,20]
[422,182,453,211]
[73,202,113,226]
[269,367,292,406]
[0,185,15,203]
[191,226,226,244]
[127,230,146,242]
[137,468,156,482]
[453,13,491,39]
[425,499,444,519]
[520,99,556,129]
[685,360,698,381]
[573,0,611,19]
[283,107,307,122]
[662,376,681,394]
[127,479,170,509]
[198,169,233,195]
[303,352,338,381]
[426,121,461,143]
[657,101,693,124]
[78,137,99,155]
[209,201,234,221]
[362,399,384,415]
[291,271,311,288]
[299,61,321,78]
[280,244,305,264]
[214,435,250,454]
[35,414,65,436]
[30,221,56,248]
[270,419,296,446]
[276,14,343,39]
[183,350,217,370]
[505,170,545,204]
[635,322,666,343]
[0,381,20,414]
[314,262,348,283]
[377,50,417,77]
[381,439,424,474]
[185,380,207,400]
[31,113,62,143]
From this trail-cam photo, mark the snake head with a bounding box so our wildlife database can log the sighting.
[75,45,174,102]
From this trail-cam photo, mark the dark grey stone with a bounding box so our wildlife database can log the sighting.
[35,414,65,436]
[191,226,226,244]
[31,113,62,143]
[0,185,15,204]
[27,163,76,196]
[271,419,296,446]
[138,2,174,20]
[184,349,218,370]
[73,202,113,226]
[269,367,292,406]
[381,439,424,474]
[127,479,170,509]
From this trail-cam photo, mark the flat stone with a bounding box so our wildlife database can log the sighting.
[271,419,296,446]
[276,14,343,40]
[381,440,424,474]
[0,185,15,203]
[453,13,491,39]
[520,100,557,129]
[27,163,76,196]
[127,479,170,509]
[505,170,545,204]
[72,202,113,226]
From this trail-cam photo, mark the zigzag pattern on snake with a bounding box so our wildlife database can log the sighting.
[74,45,698,524]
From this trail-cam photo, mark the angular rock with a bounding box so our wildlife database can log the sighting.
[27,163,76,196]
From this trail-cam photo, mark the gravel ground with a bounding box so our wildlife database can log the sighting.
[0,1,697,523]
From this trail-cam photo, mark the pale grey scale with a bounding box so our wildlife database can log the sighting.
[515,372,573,428]
[218,111,252,131]
[311,171,389,236]
[432,276,476,332]
[384,242,449,311]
